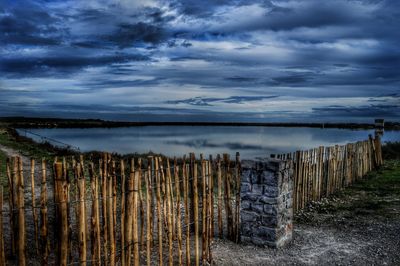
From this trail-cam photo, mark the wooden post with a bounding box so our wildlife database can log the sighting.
[89,162,101,265]
[293,151,299,212]
[40,159,49,265]
[17,157,26,266]
[55,162,68,266]
[174,159,183,266]
[234,152,241,243]
[100,157,108,265]
[125,159,134,266]
[29,158,39,254]
[147,156,154,249]
[9,158,17,257]
[76,163,87,265]
[107,156,115,266]
[207,159,213,263]
[133,170,139,266]
[109,158,117,263]
[155,157,163,266]
[201,159,208,265]
[166,159,173,266]
[208,155,214,241]
[120,160,126,266]
[111,160,117,254]
[145,162,151,266]
[183,157,191,266]
[193,161,200,266]
[223,154,233,239]
[216,154,223,237]
[138,159,145,250]
[0,186,5,265]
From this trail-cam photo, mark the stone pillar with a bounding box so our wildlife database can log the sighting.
[240,159,293,248]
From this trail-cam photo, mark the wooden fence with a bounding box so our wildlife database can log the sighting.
[0,153,242,265]
[277,135,383,212]
[0,135,385,264]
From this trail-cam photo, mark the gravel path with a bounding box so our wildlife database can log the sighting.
[212,164,400,266]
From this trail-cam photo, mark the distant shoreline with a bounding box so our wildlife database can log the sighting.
[1,116,399,130]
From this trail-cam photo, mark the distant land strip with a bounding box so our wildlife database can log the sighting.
[1,117,399,130]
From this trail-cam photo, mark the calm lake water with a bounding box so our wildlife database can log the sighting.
[19,126,400,159]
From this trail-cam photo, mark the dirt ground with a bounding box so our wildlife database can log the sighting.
[212,161,400,265]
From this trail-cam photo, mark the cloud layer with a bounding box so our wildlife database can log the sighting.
[1,0,399,122]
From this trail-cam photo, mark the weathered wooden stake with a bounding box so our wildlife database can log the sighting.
[217,154,223,238]
[133,170,139,266]
[174,159,183,266]
[193,161,199,266]
[89,162,101,265]
[17,157,26,266]
[155,157,163,266]
[183,157,191,266]
[40,159,49,265]
[0,186,5,266]
[145,163,151,266]
[30,158,39,254]
[77,163,87,265]
[120,160,126,266]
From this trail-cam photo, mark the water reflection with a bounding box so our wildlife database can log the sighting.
[20,126,400,159]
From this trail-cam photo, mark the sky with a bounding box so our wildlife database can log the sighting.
[1,0,399,122]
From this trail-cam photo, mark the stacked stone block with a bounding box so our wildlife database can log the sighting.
[240,159,293,248]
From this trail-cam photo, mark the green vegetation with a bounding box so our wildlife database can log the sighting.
[382,141,400,160]
[302,159,400,220]
[0,127,66,160]
[2,116,400,129]
[0,149,8,187]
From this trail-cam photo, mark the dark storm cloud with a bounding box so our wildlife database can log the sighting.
[0,54,149,75]
[312,104,400,118]
[1,0,400,122]
[166,95,279,106]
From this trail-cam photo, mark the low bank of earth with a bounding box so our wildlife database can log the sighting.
[213,160,400,265]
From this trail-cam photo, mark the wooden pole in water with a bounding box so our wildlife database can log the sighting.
[40,159,49,265]
[174,159,183,266]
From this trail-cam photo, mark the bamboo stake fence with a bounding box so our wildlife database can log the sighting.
[0,135,384,264]
[0,153,242,265]
[276,135,383,212]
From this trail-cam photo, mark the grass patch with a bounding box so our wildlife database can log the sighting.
[311,160,400,219]
[0,149,8,187]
